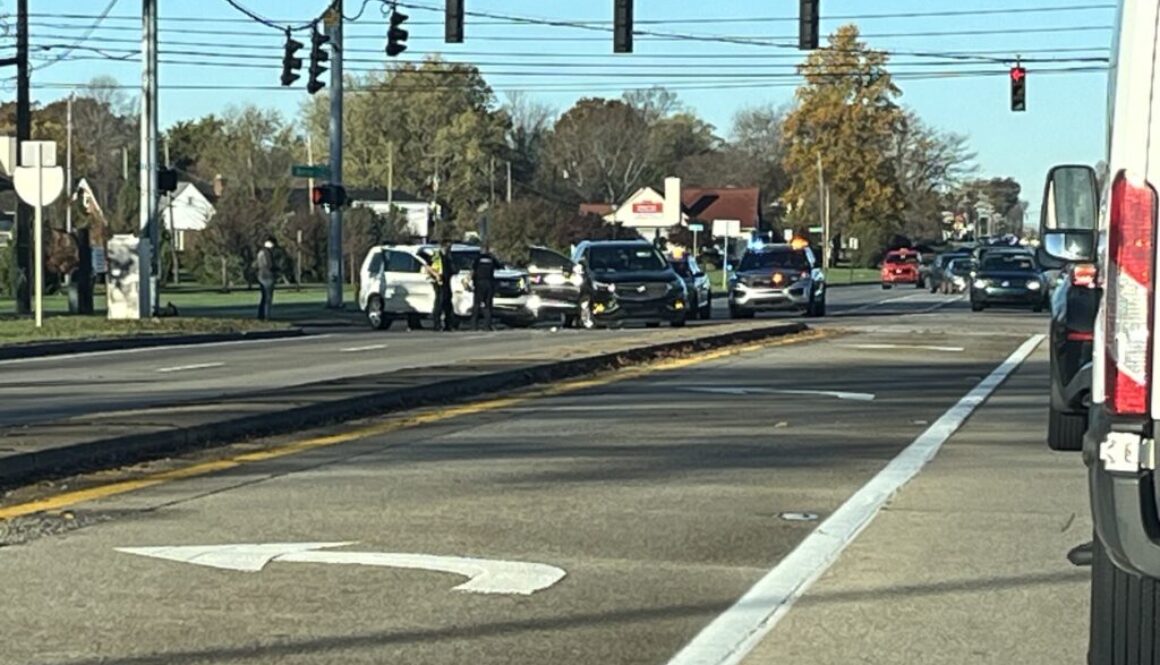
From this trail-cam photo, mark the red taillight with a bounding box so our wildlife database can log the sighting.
[1072,263,1098,288]
[1067,330,1095,342]
[1104,172,1159,416]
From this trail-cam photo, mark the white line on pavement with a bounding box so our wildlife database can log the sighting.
[663,333,1045,665]
[340,344,387,353]
[156,362,226,374]
[848,343,965,352]
[0,334,335,366]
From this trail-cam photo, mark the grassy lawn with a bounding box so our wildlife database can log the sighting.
[0,282,365,345]
[0,316,290,346]
[706,267,880,294]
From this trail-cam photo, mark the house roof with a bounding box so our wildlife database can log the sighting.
[284,187,426,209]
[579,203,615,217]
[681,187,761,227]
[174,180,218,203]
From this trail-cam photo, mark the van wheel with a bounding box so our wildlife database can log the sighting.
[881,283,892,290]
[1089,535,1160,663]
[406,314,423,330]
[366,296,393,330]
[1047,406,1086,452]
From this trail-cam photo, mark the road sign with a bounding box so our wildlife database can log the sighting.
[117,542,568,595]
[688,223,704,232]
[808,226,823,234]
[13,141,65,329]
[292,164,330,178]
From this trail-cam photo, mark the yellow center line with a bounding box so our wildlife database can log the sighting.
[0,329,824,521]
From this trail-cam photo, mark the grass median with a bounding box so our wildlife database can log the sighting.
[0,316,291,346]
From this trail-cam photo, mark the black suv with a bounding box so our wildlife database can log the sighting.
[572,240,689,328]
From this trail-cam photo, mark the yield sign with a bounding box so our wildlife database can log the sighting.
[117,542,566,595]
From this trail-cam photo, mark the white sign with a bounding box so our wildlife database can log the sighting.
[688,223,704,232]
[713,219,742,238]
[13,142,64,208]
[117,542,567,596]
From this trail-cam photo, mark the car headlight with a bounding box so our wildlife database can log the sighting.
[518,277,528,291]
[568,272,584,287]
[973,279,988,289]
[594,280,615,293]
[544,272,566,286]
[1027,280,1042,290]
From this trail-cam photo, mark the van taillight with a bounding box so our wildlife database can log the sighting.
[1072,263,1098,288]
[1105,172,1159,416]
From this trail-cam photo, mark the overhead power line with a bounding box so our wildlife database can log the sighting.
[220,0,319,32]
[32,0,120,72]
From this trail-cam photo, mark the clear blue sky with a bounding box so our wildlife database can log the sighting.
[7,0,1114,221]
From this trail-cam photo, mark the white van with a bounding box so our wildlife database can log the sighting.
[358,244,533,330]
[1037,0,1160,658]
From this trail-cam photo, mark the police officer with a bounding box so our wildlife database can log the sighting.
[471,244,498,331]
[435,239,456,332]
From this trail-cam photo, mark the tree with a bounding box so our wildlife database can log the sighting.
[166,115,225,173]
[782,25,907,265]
[545,98,650,204]
[892,111,976,240]
[302,57,509,229]
[196,105,297,198]
[503,91,555,194]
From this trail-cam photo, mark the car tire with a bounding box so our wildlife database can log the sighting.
[1033,301,1046,313]
[366,296,393,331]
[406,314,423,330]
[971,301,985,312]
[645,321,661,328]
[1047,406,1086,452]
[700,294,712,320]
[814,296,826,317]
[729,305,754,320]
[670,316,687,328]
[881,283,892,290]
[1089,534,1160,664]
[916,278,925,289]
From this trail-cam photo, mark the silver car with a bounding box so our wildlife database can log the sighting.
[728,244,826,318]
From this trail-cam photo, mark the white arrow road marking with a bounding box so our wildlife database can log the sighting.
[684,387,875,401]
[115,543,566,596]
[155,362,225,373]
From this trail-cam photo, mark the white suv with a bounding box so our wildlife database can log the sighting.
[1036,0,1160,658]
[358,244,533,330]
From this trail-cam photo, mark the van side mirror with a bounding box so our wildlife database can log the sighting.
[1038,164,1098,266]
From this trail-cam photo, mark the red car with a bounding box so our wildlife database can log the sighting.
[880,250,922,289]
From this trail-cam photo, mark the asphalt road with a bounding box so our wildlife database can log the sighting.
[0,284,955,427]
[0,297,1067,665]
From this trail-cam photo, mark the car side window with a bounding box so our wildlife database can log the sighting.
[385,251,422,273]
[368,251,384,275]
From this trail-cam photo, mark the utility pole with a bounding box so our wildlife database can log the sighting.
[13,0,30,314]
[306,134,315,214]
[387,142,394,207]
[815,153,826,248]
[66,94,73,234]
[489,156,496,206]
[824,186,832,269]
[139,0,159,318]
[326,3,344,309]
[506,161,512,203]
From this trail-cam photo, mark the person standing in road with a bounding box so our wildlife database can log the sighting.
[471,244,498,331]
[435,239,456,332]
[256,236,277,321]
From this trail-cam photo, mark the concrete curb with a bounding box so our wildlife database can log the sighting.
[1,322,807,489]
[0,328,306,361]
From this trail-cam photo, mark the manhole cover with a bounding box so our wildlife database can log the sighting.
[779,512,819,522]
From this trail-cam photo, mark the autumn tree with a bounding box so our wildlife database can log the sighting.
[892,111,976,240]
[544,98,651,204]
[782,25,906,265]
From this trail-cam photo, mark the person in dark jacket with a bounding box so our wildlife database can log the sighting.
[471,244,498,331]
[256,236,277,321]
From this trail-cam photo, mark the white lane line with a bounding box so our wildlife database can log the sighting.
[684,387,876,401]
[848,343,965,352]
[0,334,335,366]
[879,293,925,304]
[664,333,1045,665]
[155,362,225,374]
[340,344,387,353]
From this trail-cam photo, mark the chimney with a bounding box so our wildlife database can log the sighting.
[664,176,681,227]
[213,174,226,198]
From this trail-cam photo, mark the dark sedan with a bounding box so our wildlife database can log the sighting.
[1046,261,1099,450]
[969,253,1048,312]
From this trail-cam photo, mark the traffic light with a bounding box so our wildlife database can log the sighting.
[446,0,464,44]
[308,24,330,95]
[614,0,633,54]
[280,31,303,87]
[387,9,409,57]
[157,168,178,193]
[311,184,348,209]
[799,0,819,50]
[1010,66,1027,112]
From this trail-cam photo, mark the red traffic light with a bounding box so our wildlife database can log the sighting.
[1010,66,1026,83]
[311,186,324,205]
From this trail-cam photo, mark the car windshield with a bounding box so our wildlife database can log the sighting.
[738,250,808,271]
[587,245,668,272]
[982,254,1036,272]
[885,253,919,265]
